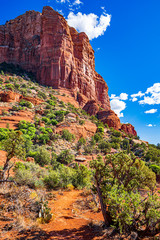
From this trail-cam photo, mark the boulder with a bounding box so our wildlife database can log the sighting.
[97,110,121,130]
[83,100,99,116]
[121,123,137,136]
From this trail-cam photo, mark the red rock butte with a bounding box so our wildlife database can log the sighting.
[0,6,137,136]
[0,6,110,110]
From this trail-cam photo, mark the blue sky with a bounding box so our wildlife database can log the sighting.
[0,0,160,144]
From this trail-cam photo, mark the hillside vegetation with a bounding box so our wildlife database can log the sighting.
[0,64,160,239]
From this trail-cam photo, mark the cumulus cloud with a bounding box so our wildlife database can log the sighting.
[139,83,160,105]
[56,0,69,2]
[131,97,138,102]
[131,91,144,98]
[110,93,128,117]
[146,83,160,94]
[110,99,126,117]
[146,124,153,127]
[110,93,128,100]
[131,83,160,105]
[144,109,157,114]
[73,0,82,4]
[66,12,111,40]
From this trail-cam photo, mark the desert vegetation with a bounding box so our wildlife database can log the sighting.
[0,65,159,239]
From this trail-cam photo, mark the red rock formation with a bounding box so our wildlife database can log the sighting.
[0,91,21,102]
[121,124,137,136]
[56,120,97,140]
[77,93,88,107]
[0,90,43,105]
[23,96,44,105]
[0,6,110,110]
[83,100,99,116]
[0,6,137,135]
[97,110,121,130]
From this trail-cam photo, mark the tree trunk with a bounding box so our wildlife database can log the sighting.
[95,174,112,227]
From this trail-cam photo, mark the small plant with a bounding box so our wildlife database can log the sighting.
[79,119,85,125]
[5,83,14,90]
[38,198,52,223]
[61,129,75,142]
[19,100,33,109]
[57,150,74,165]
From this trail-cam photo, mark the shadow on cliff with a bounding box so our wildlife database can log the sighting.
[0,62,35,80]
[16,225,97,240]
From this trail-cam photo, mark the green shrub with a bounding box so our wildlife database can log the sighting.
[110,136,121,144]
[57,150,74,165]
[19,100,32,109]
[34,146,51,166]
[5,83,14,90]
[50,119,58,126]
[77,137,86,150]
[98,140,111,154]
[97,126,104,134]
[14,162,46,188]
[44,171,60,189]
[78,137,86,146]
[150,164,160,175]
[121,139,130,150]
[42,117,50,124]
[94,133,103,142]
[47,99,56,106]
[110,128,121,137]
[38,91,47,99]
[0,128,10,141]
[61,129,75,142]
[79,119,85,125]
[72,165,91,189]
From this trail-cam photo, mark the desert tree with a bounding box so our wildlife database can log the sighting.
[90,152,160,234]
[0,130,25,182]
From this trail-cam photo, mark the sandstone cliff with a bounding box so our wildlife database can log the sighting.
[0,6,110,110]
[0,6,137,136]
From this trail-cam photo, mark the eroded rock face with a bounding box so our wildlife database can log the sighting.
[83,100,99,116]
[97,110,121,130]
[0,6,110,110]
[0,91,22,102]
[0,91,43,105]
[121,124,137,136]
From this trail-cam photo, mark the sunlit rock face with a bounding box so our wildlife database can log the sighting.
[0,6,110,110]
[121,124,137,136]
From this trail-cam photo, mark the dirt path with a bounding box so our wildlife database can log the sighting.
[39,190,103,240]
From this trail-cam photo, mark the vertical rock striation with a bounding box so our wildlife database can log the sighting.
[0,6,110,110]
[0,6,137,136]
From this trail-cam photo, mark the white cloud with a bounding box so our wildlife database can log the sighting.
[131,97,138,102]
[66,12,111,40]
[131,91,145,98]
[131,83,160,105]
[110,99,126,118]
[144,109,157,114]
[110,93,128,117]
[146,124,153,127]
[119,93,128,100]
[110,93,128,100]
[73,0,82,5]
[139,96,156,105]
[146,83,160,94]
[139,83,160,105]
